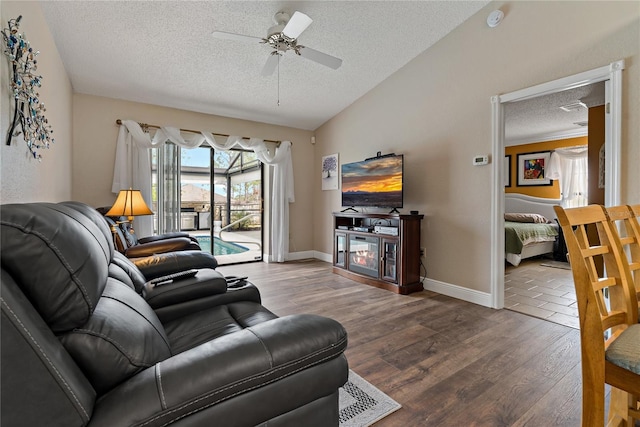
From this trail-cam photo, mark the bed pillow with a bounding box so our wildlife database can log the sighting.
[505,213,550,224]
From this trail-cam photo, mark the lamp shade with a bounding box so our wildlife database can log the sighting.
[105,189,153,219]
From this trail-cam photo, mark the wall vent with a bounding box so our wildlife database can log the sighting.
[559,101,587,112]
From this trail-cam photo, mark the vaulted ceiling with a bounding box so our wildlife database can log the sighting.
[40,1,489,130]
[40,1,597,141]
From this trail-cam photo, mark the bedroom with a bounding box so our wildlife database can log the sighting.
[501,82,605,326]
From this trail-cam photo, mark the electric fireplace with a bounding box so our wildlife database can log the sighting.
[348,235,379,278]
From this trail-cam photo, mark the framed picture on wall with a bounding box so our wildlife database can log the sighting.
[504,155,511,187]
[517,151,552,186]
[321,153,339,190]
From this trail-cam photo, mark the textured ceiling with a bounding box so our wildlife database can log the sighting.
[40,1,598,140]
[504,82,605,145]
[40,1,490,130]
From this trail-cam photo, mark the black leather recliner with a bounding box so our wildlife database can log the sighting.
[66,201,218,281]
[96,206,202,257]
[1,202,349,426]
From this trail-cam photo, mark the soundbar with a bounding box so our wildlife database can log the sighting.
[374,225,399,236]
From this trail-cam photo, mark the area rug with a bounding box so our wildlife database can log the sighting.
[540,260,572,270]
[339,370,401,427]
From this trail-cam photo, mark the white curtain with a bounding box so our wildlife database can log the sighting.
[547,146,588,208]
[112,121,295,262]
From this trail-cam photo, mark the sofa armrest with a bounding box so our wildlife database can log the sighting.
[137,232,192,245]
[89,315,348,427]
[152,282,262,323]
[141,269,227,309]
[124,237,195,258]
[132,251,218,280]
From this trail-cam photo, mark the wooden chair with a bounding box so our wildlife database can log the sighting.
[604,205,640,317]
[554,205,640,427]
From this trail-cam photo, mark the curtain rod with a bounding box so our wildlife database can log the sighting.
[115,119,282,144]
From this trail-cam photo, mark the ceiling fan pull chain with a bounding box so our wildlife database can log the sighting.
[277,53,280,106]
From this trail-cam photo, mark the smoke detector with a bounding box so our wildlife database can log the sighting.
[487,10,504,28]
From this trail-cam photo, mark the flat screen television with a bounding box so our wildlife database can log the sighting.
[341,154,403,209]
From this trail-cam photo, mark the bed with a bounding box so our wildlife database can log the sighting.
[505,193,561,267]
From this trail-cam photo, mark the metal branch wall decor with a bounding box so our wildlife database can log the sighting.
[2,15,54,161]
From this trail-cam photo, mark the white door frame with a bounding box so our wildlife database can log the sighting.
[490,60,625,309]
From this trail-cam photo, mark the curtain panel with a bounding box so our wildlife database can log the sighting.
[547,146,588,208]
[112,120,294,262]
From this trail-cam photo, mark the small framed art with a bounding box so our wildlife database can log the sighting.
[517,151,552,186]
[322,153,339,190]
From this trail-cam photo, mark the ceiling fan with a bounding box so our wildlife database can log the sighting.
[212,11,343,76]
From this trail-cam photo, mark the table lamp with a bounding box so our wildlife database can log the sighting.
[105,189,153,234]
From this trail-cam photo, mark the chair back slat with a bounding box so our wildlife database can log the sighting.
[593,277,616,292]
[602,310,630,331]
[630,205,640,300]
[604,205,640,314]
[583,245,610,258]
[556,204,640,427]
[619,236,635,246]
[554,205,637,335]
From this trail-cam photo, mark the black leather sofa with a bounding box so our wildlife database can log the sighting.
[1,202,349,426]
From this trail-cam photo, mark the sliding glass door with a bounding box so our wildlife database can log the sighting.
[152,143,263,265]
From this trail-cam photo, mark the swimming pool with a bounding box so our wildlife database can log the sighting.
[195,236,249,256]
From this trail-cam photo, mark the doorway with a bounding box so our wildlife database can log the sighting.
[490,60,625,309]
[151,144,264,266]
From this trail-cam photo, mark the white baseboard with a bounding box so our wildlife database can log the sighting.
[310,251,332,263]
[286,250,319,262]
[422,277,493,308]
[265,250,329,263]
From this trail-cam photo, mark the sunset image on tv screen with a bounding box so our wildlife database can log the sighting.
[341,155,403,207]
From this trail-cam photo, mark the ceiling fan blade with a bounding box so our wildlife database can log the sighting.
[282,11,312,39]
[261,53,279,76]
[212,31,263,43]
[298,46,342,70]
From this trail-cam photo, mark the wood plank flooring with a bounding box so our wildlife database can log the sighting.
[217,259,593,426]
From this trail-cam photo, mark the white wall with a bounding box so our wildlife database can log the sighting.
[313,1,640,299]
[0,1,72,203]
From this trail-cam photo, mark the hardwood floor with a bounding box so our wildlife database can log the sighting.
[217,259,598,426]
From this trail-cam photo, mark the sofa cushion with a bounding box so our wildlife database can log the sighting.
[0,203,109,332]
[61,278,172,394]
[1,270,97,427]
[163,301,279,354]
[60,201,116,258]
